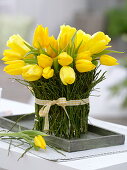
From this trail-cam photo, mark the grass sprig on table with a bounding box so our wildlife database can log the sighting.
[0,130,47,159]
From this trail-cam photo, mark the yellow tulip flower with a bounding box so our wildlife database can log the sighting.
[33,25,50,49]
[88,40,111,54]
[7,34,30,56]
[4,60,25,75]
[4,60,25,65]
[76,51,92,61]
[74,30,91,53]
[22,64,43,81]
[60,66,75,85]
[46,36,58,58]
[57,25,76,50]
[2,49,23,61]
[58,52,73,66]
[42,67,54,79]
[82,32,111,54]
[100,55,119,66]
[34,135,46,149]
[76,59,96,72]
[37,54,53,68]
[92,32,111,44]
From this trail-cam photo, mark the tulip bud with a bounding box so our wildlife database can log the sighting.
[34,135,46,149]
[92,32,111,43]
[88,40,111,54]
[76,59,96,72]
[22,64,43,81]
[47,36,58,58]
[33,25,50,49]
[37,54,53,68]
[7,34,30,55]
[2,49,23,61]
[58,52,73,66]
[76,51,92,61]
[42,67,54,79]
[100,55,119,66]
[57,25,76,50]
[60,66,75,85]
[83,32,111,54]
[74,30,91,53]
[4,60,25,75]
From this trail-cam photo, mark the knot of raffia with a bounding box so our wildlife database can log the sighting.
[35,97,89,131]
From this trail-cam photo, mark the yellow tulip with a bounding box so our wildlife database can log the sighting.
[33,25,50,49]
[7,34,30,56]
[58,52,73,66]
[76,51,92,61]
[37,54,53,68]
[57,25,76,50]
[2,49,23,61]
[88,40,111,54]
[60,66,75,85]
[22,64,43,81]
[92,32,111,44]
[4,60,25,75]
[46,36,58,58]
[4,60,25,65]
[76,59,96,72]
[42,67,54,79]
[34,135,46,149]
[82,32,111,54]
[74,30,91,53]
[100,55,119,66]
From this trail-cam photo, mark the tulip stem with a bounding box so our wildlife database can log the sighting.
[53,57,59,72]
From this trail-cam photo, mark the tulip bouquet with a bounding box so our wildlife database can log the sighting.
[2,25,122,140]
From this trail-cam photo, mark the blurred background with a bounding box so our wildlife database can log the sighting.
[0,0,127,125]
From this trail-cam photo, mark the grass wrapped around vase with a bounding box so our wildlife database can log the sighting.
[2,24,122,140]
[31,69,104,139]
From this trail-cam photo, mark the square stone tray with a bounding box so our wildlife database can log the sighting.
[0,114,125,152]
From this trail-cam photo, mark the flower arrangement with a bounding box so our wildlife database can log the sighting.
[1,25,123,153]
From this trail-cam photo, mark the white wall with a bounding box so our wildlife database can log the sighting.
[14,0,86,35]
[90,65,127,124]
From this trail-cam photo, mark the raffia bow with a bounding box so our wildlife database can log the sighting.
[35,97,89,131]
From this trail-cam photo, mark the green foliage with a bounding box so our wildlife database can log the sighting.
[92,50,124,59]
[23,58,38,64]
[109,58,127,108]
[0,130,48,159]
[106,1,127,38]
[28,67,106,139]
[0,130,47,146]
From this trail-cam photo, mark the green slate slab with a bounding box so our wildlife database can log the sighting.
[0,114,125,152]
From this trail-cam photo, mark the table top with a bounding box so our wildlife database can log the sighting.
[0,98,34,116]
[0,98,127,170]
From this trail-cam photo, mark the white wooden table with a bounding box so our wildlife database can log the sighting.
[0,99,127,170]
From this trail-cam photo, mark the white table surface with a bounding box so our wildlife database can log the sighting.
[0,98,34,116]
[0,98,127,170]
